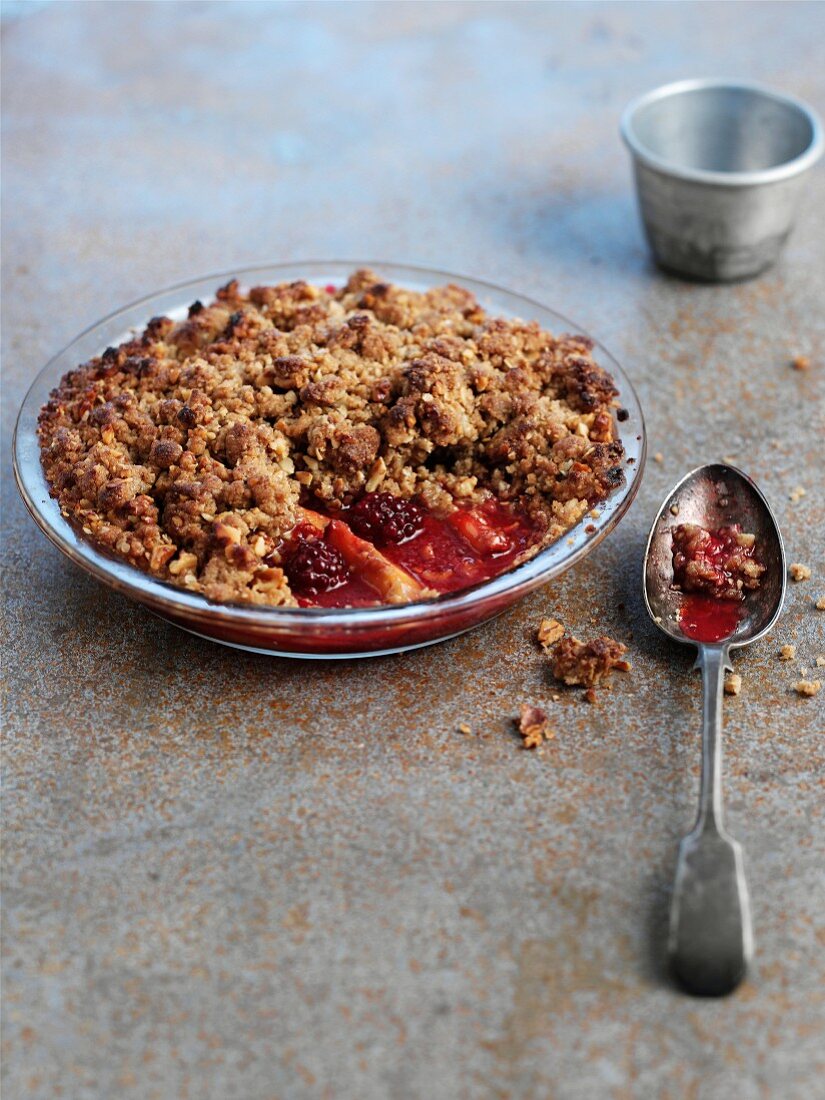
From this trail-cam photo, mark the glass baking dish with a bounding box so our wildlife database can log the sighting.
[14,261,646,657]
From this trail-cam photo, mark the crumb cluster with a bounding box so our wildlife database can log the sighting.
[550,634,631,688]
[38,270,625,607]
[517,704,552,749]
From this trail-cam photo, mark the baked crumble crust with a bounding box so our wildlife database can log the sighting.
[38,269,625,607]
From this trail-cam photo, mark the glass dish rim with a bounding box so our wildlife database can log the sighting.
[14,259,646,631]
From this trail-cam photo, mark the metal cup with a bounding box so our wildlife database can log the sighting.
[621,79,823,282]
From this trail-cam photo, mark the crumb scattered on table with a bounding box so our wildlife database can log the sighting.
[789,486,806,503]
[517,704,553,749]
[817,597,825,611]
[792,679,822,697]
[537,617,565,651]
[458,723,472,735]
[790,563,811,582]
[654,453,663,463]
[791,354,810,371]
[816,656,825,668]
[550,634,630,688]
[724,673,742,696]
[779,644,796,661]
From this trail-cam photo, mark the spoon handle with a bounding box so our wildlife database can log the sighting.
[695,645,729,832]
[668,644,753,996]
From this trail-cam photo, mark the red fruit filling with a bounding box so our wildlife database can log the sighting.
[348,492,426,546]
[678,594,744,643]
[280,494,540,608]
[284,537,350,597]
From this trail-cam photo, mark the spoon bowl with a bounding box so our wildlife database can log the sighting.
[643,463,786,996]
[644,463,786,646]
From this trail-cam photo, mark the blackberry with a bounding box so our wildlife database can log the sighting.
[285,538,350,596]
[349,492,425,546]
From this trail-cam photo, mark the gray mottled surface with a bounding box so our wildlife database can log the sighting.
[2,3,824,1098]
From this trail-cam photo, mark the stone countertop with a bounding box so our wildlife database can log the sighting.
[2,3,823,1098]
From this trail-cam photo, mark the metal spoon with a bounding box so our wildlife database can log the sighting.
[643,463,786,996]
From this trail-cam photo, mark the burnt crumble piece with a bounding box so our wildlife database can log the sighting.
[38,269,626,608]
[550,634,631,688]
[671,523,765,601]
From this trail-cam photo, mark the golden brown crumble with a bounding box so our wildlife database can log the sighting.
[549,634,630,688]
[536,617,565,651]
[792,679,822,697]
[779,644,796,661]
[38,269,626,608]
[790,563,811,582]
[817,597,825,611]
[724,673,742,696]
[517,704,553,749]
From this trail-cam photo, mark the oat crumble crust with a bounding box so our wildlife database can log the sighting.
[38,270,625,607]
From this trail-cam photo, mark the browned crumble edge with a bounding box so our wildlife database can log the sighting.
[550,634,631,689]
[517,704,553,749]
[38,269,625,608]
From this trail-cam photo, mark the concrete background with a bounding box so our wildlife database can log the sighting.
[2,2,824,1097]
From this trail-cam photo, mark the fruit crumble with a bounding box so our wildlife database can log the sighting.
[38,270,626,608]
[671,523,765,601]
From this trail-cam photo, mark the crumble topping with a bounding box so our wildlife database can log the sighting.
[724,673,742,696]
[38,269,625,607]
[536,617,565,651]
[790,563,811,582]
[517,704,552,749]
[550,634,630,688]
[792,679,822,697]
[671,523,764,600]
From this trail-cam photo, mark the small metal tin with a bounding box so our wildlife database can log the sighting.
[621,79,823,281]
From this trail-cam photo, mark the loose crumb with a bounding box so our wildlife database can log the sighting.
[815,656,825,668]
[817,597,825,611]
[792,679,822,697]
[517,704,553,749]
[791,355,810,371]
[537,617,565,651]
[789,486,806,503]
[654,452,663,463]
[779,644,796,661]
[458,723,472,735]
[550,634,630,688]
[724,673,742,696]
[670,503,679,516]
[790,563,811,582]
